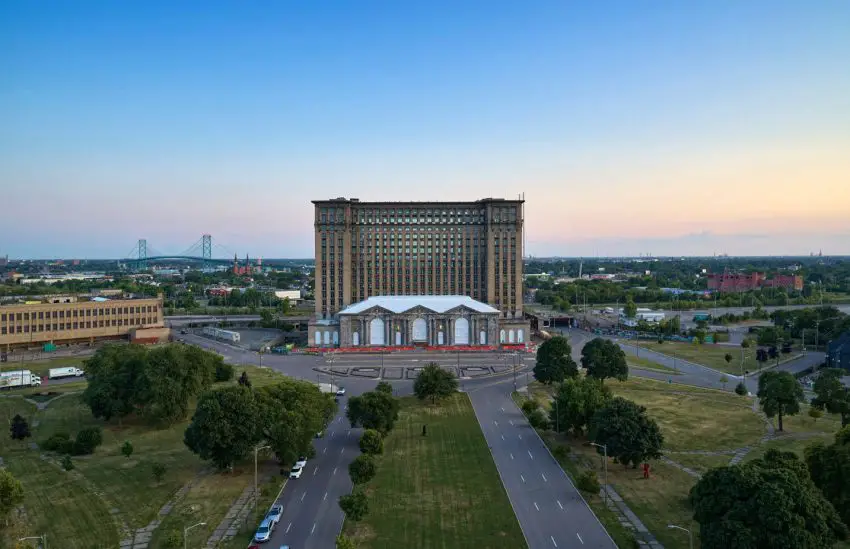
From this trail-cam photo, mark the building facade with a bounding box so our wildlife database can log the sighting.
[0,296,165,351]
[311,197,527,346]
[707,272,803,293]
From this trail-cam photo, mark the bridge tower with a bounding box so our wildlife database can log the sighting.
[202,234,212,269]
[137,239,148,270]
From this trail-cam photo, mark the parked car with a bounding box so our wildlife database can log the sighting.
[289,466,303,479]
[295,456,308,468]
[336,387,346,397]
[254,517,275,543]
[266,505,283,525]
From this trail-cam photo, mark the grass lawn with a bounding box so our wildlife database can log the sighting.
[0,356,88,379]
[667,453,732,475]
[637,341,758,375]
[627,354,680,375]
[344,393,526,549]
[0,364,290,549]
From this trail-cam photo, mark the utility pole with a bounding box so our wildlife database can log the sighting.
[254,445,271,521]
[590,443,608,504]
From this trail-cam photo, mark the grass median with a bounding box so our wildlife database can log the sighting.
[637,341,758,375]
[344,393,526,549]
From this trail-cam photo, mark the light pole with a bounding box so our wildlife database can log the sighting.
[18,535,46,549]
[184,521,207,549]
[590,442,608,504]
[254,444,271,521]
[667,524,693,549]
[512,351,518,394]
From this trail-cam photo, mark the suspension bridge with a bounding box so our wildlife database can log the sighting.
[125,234,244,269]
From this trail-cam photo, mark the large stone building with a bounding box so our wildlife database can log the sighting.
[310,197,528,347]
[0,296,166,351]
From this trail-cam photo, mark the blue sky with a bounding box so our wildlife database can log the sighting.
[1,1,848,259]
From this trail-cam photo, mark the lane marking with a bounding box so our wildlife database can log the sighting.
[551,535,558,547]
[541,473,547,482]
[323,492,328,501]
[347,430,351,438]
[333,467,338,475]
[520,474,525,483]
[500,407,505,412]
[313,466,319,476]
[534,501,540,511]
[286,522,292,533]
[311,523,316,534]
[501,434,505,441]
[557,500,563,510]
[323,448,327,455]
[576,533,584,544]
[494,420,499,426]
[300,492,307,502]
[528,450,534,460]
[337,417,342,422]
[510,453,514,460]
[518,434,523,440]
[509,420,514,426]
[331,432,336,438]
[340,448,344,455]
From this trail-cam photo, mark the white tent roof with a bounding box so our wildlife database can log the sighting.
[338,295,500,315]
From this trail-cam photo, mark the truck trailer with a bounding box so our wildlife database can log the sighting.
[202,326,241,343]
[0,370,42,389]
[48,367,85,379]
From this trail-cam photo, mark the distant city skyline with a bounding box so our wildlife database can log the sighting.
[1,1,848,259]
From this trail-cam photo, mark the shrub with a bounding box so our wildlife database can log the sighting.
[521,399,538,416]
[359,429,384,455]
[735,382,748,396]
[75,427,103,455]
[152,462,167,482]
[41,432,70,452]
[349,455,377,485]
[215,362,235,382]
[121,440,134,458]
[163,530,182,548]
[528,409,550,430]
[61,454,74,471]
[576,470,601,494]
[60,439,81,456]
[339,491,368,521]
[552,444,569,461]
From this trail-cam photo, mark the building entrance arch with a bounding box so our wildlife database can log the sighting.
[412,318,427,341]
[454,318,469,345]
[369,318,385,346]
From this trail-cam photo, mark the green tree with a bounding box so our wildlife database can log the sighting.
[214,361,234,382]
[374,381,393,395]
[82,343,149,422]
[238,371,252,388]
[809,407,824,422]
[347,390,400,435]
[624,298,637,319]
[806,427,850,527]
[758,371,803,431]
[184,386,262,469]
[690,449,847,549]
[724,353,733,366]
[549,377,612,436]
[741,338,752,349]
[9,414,31,442]
[413,363,458,404]
[0,469,24,523]
[336,535,357,549]
[533,336,579,385]
[576,470,600,494]
[349,455,377,484]
[152,462,166,482]
[734,381,748,396]
[259,308,274,328]
[527,409,549,430]
[61,454,74,471]
[811,368,850,426]
[590,397,664,468]
[359,429,383,455]
[121,440,134,459]
[339,491,369,521]
[75,427,103,455]
[580,338,628,383]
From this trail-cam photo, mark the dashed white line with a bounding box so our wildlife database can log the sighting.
[347,430,351,438]
[337,417,342,423]
[340,448,344,455]
[311,523,316,534]
[323,448,327,454]
[533,501,540,511]
[494,420,499,426]
[520,474,526,483]
[541,473,547,482]
[576,533,584,544]
[528,450,534,460]
[286,522,292,533]
[313,466,319,476]
[557,500,563,510]
[509,420,514,426]
[551,535,558,547]
[501,434,505,440]
[333,467,338,475]
[331,432,336,438]
[300,492,307,502]
[518,434,523,440]
[510,453,514,460]
[323,492,328,501]
[500,407,505,412]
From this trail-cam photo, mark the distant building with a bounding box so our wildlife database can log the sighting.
[274,289,302,303]
[232,254,261,276]
[707,272,803,293]
[827,332,850,372]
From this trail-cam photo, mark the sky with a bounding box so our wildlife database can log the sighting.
[1,1,849,259]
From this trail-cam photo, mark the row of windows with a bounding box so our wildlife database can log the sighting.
[318,207,521,226]
[1,306,158,324]
[1,317,155,335]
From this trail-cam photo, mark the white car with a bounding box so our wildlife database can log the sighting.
[336,387,346,397]
[266,505,283,525]
[289,466,303,479]
[295,456,308,468]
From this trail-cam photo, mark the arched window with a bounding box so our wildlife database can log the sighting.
[370,318,385,345]
[499,329,506,343]
[517,329,525,343]
[479,330,487,345]
[508,329,515,343]
[333,331,339,345]
[412,318,427,341]
[454,318,469,345]
[352,332,360,346]
[323,331,330,345]
[314,331,321,345]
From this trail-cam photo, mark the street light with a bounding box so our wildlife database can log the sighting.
[18,535,46,549]
[667,524,693,549]
[184,521,207,549]
[589,442,608,504]
[254,444,271,521]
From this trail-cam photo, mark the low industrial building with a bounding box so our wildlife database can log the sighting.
[0,296,166,351]
[310,295,527,348]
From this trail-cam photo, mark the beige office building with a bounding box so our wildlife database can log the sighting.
[310,197,528,346]
[0,296,165,351]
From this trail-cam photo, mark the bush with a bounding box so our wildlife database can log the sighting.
[61,454,74,471]
[528,409,550,430]
[215,362,234,382]
[576,470,601,494]
[152,462,167,482]
[41,432,70,452]
[349,455,377,485]
[359,429,384,455]
[121,440,134,459]
[75,427,103,455]
[552,444,569,461]
[339,491,368,521]
[60,439,81,456]
[735,382,748,396]
[521,399,538,416]
[163,530,182,548]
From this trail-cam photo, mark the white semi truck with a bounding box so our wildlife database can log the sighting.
[202,326,241,343]
[0,370,42,388]
[48,367,85,379]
